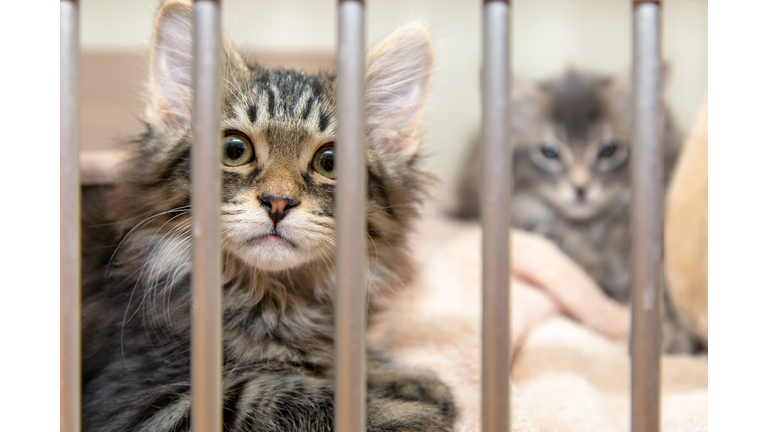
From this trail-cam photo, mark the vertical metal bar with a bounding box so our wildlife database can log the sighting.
[630,1,663,432]
[191,1,222,432]
[335,1,367,432]
[60,1,81,431]
[481,2,511,432]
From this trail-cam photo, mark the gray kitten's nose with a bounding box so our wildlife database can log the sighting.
[258,194,300,225]
[575,187,586,202]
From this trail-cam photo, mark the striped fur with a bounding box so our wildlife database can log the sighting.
[81,1,453,431]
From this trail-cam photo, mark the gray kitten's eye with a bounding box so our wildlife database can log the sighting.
[222,133,254,167]
[599,141,616,157]
[541,142,559,158]
[312,143,335,179]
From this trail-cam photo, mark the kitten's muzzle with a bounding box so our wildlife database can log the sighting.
[575,187,586,202]
[259,194,300,225]
[248,229,297,248]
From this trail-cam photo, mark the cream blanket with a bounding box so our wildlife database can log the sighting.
[369,213,707,432]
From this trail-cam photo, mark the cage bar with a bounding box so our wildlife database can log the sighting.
[190,1,223,431]
[630,1,663,432]
[61,1,81,431]
[481,2,511,432]
[335,1,367,432]
[64,2,678,431]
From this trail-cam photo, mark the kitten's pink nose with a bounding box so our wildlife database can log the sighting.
[258,195,300,225]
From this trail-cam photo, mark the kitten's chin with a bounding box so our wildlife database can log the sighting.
[556,201,603,222]
[237,250,309,271]
[231,235,311,271]
[252,258,305,272]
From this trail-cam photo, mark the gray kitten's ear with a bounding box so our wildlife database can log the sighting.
[606,61,671,116]
[603,70,631,121]
[148,0,245,129]
[365,24,435,158]
[511,74,545,139]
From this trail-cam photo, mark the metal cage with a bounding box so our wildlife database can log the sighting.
[60,1,666,431]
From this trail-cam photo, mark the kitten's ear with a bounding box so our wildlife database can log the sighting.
[511,74,545,139]
[606,62,671,115]
[148,0,195,129]
[148,0,246,129]
[365,24,435,158]
[603,70,632,121]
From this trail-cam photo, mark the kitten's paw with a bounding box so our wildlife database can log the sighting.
[367,369,456,431]
[367,397,455,432]
[377,373,453,409]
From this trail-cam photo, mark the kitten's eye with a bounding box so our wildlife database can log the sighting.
[222,133,254,167]
[541,142,559,158]
[599,141,616,157]
[312,143,335,179]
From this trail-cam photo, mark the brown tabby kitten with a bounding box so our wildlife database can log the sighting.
[455,70,694,352]
[81,1,454,431]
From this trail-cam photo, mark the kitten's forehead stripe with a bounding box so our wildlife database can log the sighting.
[293,85,314,121]
[549,73,604,140]
[266,89,276,118]
[318,114,330,133]
[300,102,313,121]
[246,69,331,125]
[247,104,257,124]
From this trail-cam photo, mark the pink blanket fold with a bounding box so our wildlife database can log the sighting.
[368,213,707,432]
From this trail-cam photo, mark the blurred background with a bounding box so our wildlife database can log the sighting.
[79,0,707,193]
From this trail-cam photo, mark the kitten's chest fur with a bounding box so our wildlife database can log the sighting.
[512,190,632,303]
[80,233,343,431]
[81,238,337,381]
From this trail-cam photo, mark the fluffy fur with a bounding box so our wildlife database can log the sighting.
[81,2,454,431]
[454,70,694,352]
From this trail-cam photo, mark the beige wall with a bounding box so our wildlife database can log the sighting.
[81,0,707,183]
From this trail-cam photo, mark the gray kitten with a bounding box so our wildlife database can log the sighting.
[81,1,455,431]
[456,70,695,352]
